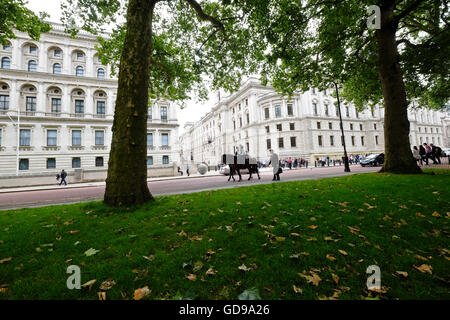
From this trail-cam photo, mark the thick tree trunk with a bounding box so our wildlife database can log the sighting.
[376,1,421,174]
[104,0,156,207]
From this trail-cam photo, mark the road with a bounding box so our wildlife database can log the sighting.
[0,165,379,210]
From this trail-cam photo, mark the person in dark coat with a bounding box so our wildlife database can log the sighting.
[59,169,67,186]
[419,144,427,165]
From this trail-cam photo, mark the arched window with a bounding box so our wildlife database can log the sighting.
[1,57,11,69]
[2,42,11,51]
[28,60,37,72]
[76,66,84,77]
[53,63,62,74]
[97,68,105,79]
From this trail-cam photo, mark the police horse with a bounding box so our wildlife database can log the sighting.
[222,154,261,182]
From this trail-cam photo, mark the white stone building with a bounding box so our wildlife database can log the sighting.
[179,78,447,166]
[0,23,180,186]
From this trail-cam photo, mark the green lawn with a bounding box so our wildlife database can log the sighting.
[0,170,449,300]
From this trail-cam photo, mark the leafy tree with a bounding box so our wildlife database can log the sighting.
[240,0,449,174]
[61,0,260,206]
[0,0,51,45]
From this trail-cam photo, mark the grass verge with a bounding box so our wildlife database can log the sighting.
[0,170,449,300]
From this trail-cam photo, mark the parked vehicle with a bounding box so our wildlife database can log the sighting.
[360,153,384,167]
[441,148,450,157]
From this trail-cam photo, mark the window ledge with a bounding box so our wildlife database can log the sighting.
[42,146,61,151]
[69,146,85,150]
[91,145,107,150]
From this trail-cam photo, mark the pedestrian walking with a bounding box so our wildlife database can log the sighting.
[268,149,281,181]
[424,143,436,164]
[186,164,190,177]
[431,144,442,164]
[412,146,421,165]
[177,166,184,176]
[59,169,67,186]
[419,144,427,165]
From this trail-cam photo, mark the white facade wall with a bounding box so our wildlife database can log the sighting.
[180,79,447,165]
[0,24,180,179]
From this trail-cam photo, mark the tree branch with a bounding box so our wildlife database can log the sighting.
[184,0,226,35]
[394,0,427,22]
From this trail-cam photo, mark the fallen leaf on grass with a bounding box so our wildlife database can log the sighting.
[99,279,116,290]
[0,257,12,264]
[205,268,218,275]
[133,286,151,300]
[338,250,348,256]
[293,285,303,294]
[84,248,100,257]
[290,233,301,237]
[238,287,261,300]
[416,213,425,218]
[238,264,252,272]
[186,274,197,281]
[68,230,80,235]
[275,236,286,242]
[332,273,340,285]
[414,254,428,261]
[308,225,318,230]
[299,271,322,286]
[264,202,272,207]
[326,254,336,261]
[0,285,8,293]
[413,264,433,274]
[97,292,106,300]
[193,261,203,272]
[81,279,97,289]
[395,271,408,278]
[177,230,187,237]
[432,212,441,217]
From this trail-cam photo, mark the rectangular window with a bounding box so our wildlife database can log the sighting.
[47,130,57,146]
[47,158,56,169]
[148,107,152,119]
[330,136,334,146]
[324,105,329,116]
[26,97,36,111]
[95,131,104,146]
[239,117,242,127]
[160,106,168,120]
[19,159,29,170]
[318,135,323,146]
[361,136,365,146]
[351,136,355,146]
[290,123,295,131]
[277,124,282,132]
[278,137,284,148]
[161,133,169,146]
[350,123,354,130]
[72,157,81,168]
[356,109,360,118]
[265,126,270,133]
[360,124,363,131]
[275,105,281,117]
[51,98,61,113]
[77,52,84,60]
[313,103,318,115]
[30,46,37,54]
[374,123,377,130]
[317,122,321,129]
[287,104,293,116]
[147,133,153,146]
[95,157,104,167]
[328,122,332,130]
[264,108,270,119]
[163,155,169,165]
[266,139,271,150]
[246,113,250,124]
[147,156,153,166]
[54,49,61,57]
[75,100,84,114]
[20,129,30,146]
[346,106,350,117]
[0,95,9,110]
[97,101,105,115]
[290,137,296,147]
[72,130,81,146]
[336,107,339,117]
[375,136,379,145]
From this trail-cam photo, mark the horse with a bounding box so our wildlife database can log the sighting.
[222,154,261,182]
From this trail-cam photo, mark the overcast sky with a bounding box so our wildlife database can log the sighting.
[26,0,217,133]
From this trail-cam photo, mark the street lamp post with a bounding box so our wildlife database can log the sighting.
[334,82,351,172]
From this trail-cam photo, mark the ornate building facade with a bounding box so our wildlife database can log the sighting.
[0,23,180,183]
[180,78,447,167]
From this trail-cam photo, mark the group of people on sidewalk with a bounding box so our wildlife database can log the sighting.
[412,143,443,165]
[177,164,190,177]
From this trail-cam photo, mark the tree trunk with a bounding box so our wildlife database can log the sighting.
[376,1,421,174]
[104,0,156,207]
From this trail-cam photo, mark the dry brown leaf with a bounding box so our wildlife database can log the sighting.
[177,230,187,236]
[326,254,336,261]
[186,274,197,281]
[81,279,97,289]
[293,285,303,294]
[395,271,408,278]
[68,230,80,235]
[0,257,12,264]
[264,202,272,207]
[206,268,218,275]
[414,264,433,274]
[332,273,339,285]
[338,250,348,256]
[190,235,203,241]
[133,286,151,300]
[275,236,286,242]
[414,254,428,261]
[432,211,441,217]
[97,292,106,300]
[308,225,318,230]
[290,233,301,237]
[99,279,116,291]
[416,213,425,218]
[238,264,252,272]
